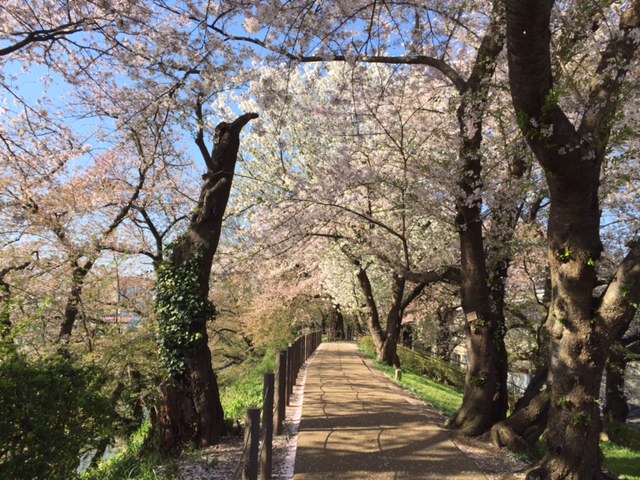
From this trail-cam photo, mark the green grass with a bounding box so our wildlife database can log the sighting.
[381,363,463,416]
[357,340,463,416]
[601,442,640,480]
[220,354,276,428]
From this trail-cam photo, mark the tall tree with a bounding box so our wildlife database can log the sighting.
[506,1,640,478]
[155,110,257,454]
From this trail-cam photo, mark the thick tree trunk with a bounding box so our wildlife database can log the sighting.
[57,258,94,354]
[158,336,225,453]
[491,390,550,455]
[157,112,257,454]
[446,105,508,436]
[445,0,509,436]
[491,365,550,455]
[377,275,405,368]
[329,304,345,340]
[527,179,606,479]
[446,187,508,434]
[506,1,640,477]
[355,263,386,355]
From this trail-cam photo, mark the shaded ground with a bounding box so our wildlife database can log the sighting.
[293,342,525,480]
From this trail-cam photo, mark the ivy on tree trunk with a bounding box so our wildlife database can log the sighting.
[156,111,258,455]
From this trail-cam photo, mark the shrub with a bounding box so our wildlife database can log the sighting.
[358,336,464,389]
[397,346,465,389]
[0,352,116,480]
[359,336,376,357]
[82,420,169,480]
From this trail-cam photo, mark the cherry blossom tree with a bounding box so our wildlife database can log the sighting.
[226,61,465,367]
[505,1,640,477]
[215,0,542,435]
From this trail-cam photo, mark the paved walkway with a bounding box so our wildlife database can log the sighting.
[293,342,486,480]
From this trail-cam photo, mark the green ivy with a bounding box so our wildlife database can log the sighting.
[572,414,592,427]
[155,247,216,376]
[556,247,572,263]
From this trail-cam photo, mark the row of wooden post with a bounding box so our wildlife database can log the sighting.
[241,330,322,480]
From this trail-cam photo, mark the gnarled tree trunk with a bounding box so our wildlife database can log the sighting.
[491,365,550,455]
[506,1,640,477]
[157,112,258,455]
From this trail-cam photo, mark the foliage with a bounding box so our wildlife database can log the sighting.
[396,346,465,389]
[604,422,640,451]
[359,336,465,388]
[358,339,463,415]
[82,420,176,480]
[358,335,377,356]
[219,354,276,429]
[0,352,116,480]
[155,247,216,376]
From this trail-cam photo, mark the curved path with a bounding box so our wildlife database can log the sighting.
[292,342,487,479]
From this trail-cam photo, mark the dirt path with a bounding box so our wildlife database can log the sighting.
[293,342,522,480]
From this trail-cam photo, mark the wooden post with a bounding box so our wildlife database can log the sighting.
[275,351,286,435]
[243,408,260,480]
[260,373,274,480]
[296,337,302,377]
[293,338,300,385]
[286,343,293,404]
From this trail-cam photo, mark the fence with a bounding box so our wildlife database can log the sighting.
[235,330,322,480]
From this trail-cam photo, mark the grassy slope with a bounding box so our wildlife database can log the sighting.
[357,340,640,480]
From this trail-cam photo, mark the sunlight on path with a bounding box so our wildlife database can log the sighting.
[293,342,487,480]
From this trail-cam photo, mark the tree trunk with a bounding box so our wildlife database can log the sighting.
[355,262,386,355]
[445,0,509,436]
[377,275,405,368]
[505,1,640,477]
[491,390,550,456]
[329,304,345,340]
[527,182,606,478]
[603,343,629,424]
[57,258,94,355]
[446,103,508,436]
[491,364,550,455]
[156,112,258,455]
[400,324,413,349]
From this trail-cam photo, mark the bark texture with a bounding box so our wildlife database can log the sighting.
[157,112,258,455]
[446,0,510,436]
[506,1,640,477]
[603,343,629,424]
